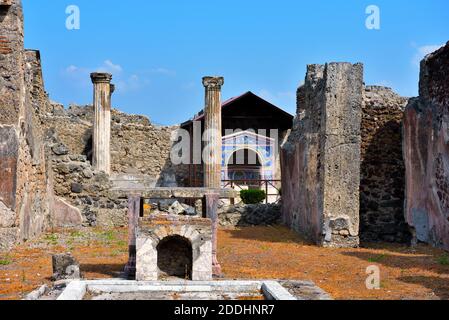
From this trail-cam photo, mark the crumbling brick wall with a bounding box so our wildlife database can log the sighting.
[404,42,449,251]
[360,86,411,243]
[0,1,54,250]
[281,63,363,248]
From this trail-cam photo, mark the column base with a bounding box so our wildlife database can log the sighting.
[124,245,136,280]
[212,263,223,278]
[124,259,136,280]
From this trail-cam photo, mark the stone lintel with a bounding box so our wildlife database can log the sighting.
[108,187,238,200]
[139,215,212,228]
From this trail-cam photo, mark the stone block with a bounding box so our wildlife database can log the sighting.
[0,200,16,228]
[71,183,83,194]
[53,197,83,227]
[52,253,81,280]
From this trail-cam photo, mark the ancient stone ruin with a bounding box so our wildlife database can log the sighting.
[403,43,449,250]
[136,215,212,281]
[1,0,449,275]
[1,2,53,250]
[281,63,363,248]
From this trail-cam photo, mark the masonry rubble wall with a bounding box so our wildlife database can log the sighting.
[281,63,363,248]
[40,104,190,227]
[218,203,282,227]
[404,42,449,251]
[43,105,189,186]
[361,86,411,243]
[0,1,55,250]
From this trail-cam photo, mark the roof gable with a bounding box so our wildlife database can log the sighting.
[186,91,293,124]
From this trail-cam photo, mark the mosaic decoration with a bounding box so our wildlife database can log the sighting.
[221,131,276,181]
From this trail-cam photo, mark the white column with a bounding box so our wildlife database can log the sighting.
[202,76,224,189]
[90,72,114,174]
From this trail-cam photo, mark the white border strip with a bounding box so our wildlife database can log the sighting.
[57,280,297,300]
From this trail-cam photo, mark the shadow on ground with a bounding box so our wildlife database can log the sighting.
[341,250,449,275]
[80,264,125,278]
[342,249,449,299]
[397,275,449,300]
[221,225,315,245]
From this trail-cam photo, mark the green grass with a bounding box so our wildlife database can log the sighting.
[69,230,83,238]
[101,230,116,243]
[368,254,386,263]
[110,249,125,257]
[116,240,127,247]
[0,258,12,266]
[44,233,59,245]
[437,254,449,266]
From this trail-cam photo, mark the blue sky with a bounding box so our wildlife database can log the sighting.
[23,0,448,125]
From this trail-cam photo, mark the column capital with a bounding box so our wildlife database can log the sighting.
[202,76,224,90]
[90,72,112,84]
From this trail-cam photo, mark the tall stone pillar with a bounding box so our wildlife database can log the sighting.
[202,76,224,188]
[203,192,222,277]
[124,195,140,279]
[90,73,114,174]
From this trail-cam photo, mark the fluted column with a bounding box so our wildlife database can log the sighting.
[202,76,224,188]
[90,72,114,174]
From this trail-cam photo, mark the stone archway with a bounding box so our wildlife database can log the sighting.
[226,148,263,184]
[156,235,193,279]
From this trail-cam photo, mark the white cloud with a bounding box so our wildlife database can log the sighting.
[412,44,444,66]
[64,60,123,78]
[148,67,176,76]
[258,90,295,102]
[116,74,151,93]
[65,65,78,73]
[97,60,123,73]
[63,60,151,94]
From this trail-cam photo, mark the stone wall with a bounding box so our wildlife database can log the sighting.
[404,42,449,251]
[281,63,363,248]
[218,203,281,227]
[43,105,188,186]
[39,104,190,227]
[0,1,54,250]
[360,86,411,243]
[47,137,126,228]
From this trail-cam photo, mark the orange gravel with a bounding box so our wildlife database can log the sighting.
[1,226,448,300]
